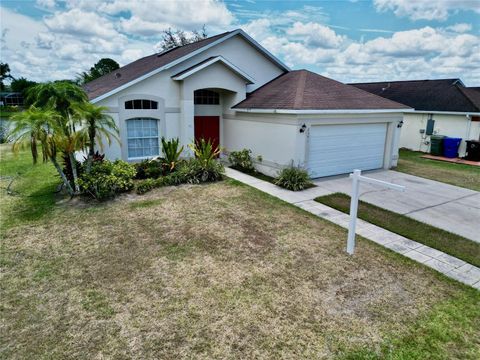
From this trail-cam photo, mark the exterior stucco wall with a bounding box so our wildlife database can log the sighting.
[400,113,480,156]
[223,113,299,176]
[224,112,404,177]
[91,33,286,161]
[167,34,285,92]
[95,61,248,160]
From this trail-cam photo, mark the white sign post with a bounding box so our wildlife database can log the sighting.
[347,169,405,255]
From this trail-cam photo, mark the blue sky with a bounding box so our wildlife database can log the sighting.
[1,0,479,85]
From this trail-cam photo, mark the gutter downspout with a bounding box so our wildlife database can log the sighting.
[465,114,472,141]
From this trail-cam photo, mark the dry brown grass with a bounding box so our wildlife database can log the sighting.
[0,181,476,359]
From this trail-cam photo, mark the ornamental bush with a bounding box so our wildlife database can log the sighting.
[177,158,224,184]
[79,160,136,200]
[228,149,255,173]
[135,157,224,194]
[134,159,163,179]
[275,166,312,191]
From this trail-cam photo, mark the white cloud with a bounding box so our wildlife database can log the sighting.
[287,22,345,48]
[44,8,120,39]
[242,18,273,41]
[105,0,235,35]
[362,27,479,58]
[374,0,480,21]
[246,17,480,84]
[4,1,480,86]
[35,32,56,49]
[36,0,57,9]
[446,23,472,33]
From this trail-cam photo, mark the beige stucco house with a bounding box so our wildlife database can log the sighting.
[85,29,410,178]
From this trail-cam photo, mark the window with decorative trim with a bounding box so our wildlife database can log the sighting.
[194,90,220,105]
[126,118,159,158]
[125,99,158,110]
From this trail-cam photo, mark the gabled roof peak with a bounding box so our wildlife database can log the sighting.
[85,29,289,103]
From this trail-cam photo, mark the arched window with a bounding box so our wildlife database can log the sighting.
[194,90,219,105]
[125,99,158,110]
[126,118,159,158]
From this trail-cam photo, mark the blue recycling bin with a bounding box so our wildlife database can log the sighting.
[443,137,462,158]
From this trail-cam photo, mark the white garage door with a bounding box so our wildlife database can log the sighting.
[307,123,387,178]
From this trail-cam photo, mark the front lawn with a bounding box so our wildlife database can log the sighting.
[396,149,480,191]
[0,143,59,232]
[1,146,480,359]
[315,193,480,268]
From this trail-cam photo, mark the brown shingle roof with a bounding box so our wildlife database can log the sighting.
[350,79,480,113]
[84,31,234,100]
[459,87,480,111]
[233,70,410,110]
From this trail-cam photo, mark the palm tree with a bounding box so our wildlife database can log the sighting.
[72,102,119,165]
[26,81,87,119]
[25,81,90,194]
[10,106,75,195]
[10,106,51,164]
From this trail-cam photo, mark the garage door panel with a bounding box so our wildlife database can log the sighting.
[307,123,387,178]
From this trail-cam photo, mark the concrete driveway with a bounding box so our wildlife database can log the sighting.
[313,170,480,243]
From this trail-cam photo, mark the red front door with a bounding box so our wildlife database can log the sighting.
[194,116,220,150]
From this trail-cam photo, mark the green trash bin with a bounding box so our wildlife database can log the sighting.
[430,135,445,156]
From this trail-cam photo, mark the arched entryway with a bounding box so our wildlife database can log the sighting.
[193,89,220,150]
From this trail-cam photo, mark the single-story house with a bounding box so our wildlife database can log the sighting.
[350,79,480,157]
[85,29,410,178]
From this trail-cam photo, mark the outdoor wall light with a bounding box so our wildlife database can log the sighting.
[299,124,307,133]
[397,120,404,128]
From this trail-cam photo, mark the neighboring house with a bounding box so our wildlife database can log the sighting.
[0,92,23,107]
[85,29,410,178]
[351,79,480,157]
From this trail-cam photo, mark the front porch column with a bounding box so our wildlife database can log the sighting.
[180,99,194,156]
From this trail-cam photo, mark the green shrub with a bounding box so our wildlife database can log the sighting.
[136,178,157,195]
[228,149,255,172]
[134,159,163,179]
[176,158,224,184]
[79,160,136,200]
[188,138,220,166]
[135,158,224,195]
[161,137,184,172]
[275,166,312,191]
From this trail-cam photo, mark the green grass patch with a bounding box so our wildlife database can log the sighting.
[0,144,60,231]
[341,288,480,359]
[129,198,164,209]
[82,290,116,319]
[315,192,480,267]
[396,149,480,191]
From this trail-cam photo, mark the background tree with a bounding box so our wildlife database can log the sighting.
[26,81,88,118]
[1,62,14,91]
[158,26,207,51]
[15,81,120,194]
[22,82,90,194]
[11,77,38,96]
[10,107,75,195]
[78,58,120,84]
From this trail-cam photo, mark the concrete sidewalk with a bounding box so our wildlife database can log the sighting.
[226,167,480,289]
[312,170,480,243]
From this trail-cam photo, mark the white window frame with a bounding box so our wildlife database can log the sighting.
[126,118,160,160]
